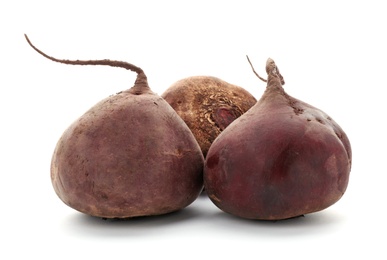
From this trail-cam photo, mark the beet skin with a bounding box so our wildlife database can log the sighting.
[51,89,204,218]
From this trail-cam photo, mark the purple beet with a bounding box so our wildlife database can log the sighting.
[204,57,352,220]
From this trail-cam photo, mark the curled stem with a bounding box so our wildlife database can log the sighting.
[246,55,267,83]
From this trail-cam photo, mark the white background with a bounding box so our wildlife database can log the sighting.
[1,0,386,259]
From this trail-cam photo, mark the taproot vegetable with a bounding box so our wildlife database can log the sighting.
[204,56,352,220]
[26,34,204,218]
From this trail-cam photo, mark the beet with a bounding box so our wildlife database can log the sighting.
[204,57,352,220]
[162,76,257,158]
[25,35,204,218]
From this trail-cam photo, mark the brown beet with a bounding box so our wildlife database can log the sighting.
[204,57,352,220]
[162,76,257,158]
[25,35,204,218]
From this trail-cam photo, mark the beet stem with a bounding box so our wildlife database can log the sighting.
[265,58,285,85]
[24,34,148,86]
[246,55,267,83]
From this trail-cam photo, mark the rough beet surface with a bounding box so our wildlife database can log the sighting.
[162,76,257,158]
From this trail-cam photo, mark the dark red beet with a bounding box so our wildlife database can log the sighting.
[25,35,204,218]
[204,57,352,220]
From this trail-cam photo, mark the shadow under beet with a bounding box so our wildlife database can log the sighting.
[61,206,202,238]
[207,208,347,237]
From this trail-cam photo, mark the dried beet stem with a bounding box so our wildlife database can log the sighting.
[246,55,267,83]
[246,55,285,85]
[24,34,148,89]
[265,58,285,85]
